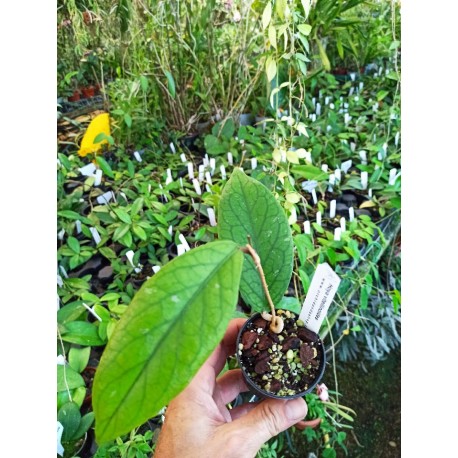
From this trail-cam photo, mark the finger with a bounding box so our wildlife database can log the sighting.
[215,369,249,405]
[223,397,307,456]
[228,402,258,421]
[205,318,247,376]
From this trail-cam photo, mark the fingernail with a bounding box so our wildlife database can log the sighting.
[285,399,307,421]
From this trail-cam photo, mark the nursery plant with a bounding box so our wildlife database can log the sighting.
[91,167,329,443]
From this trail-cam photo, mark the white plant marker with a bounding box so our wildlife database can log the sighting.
[205,171,213,185]
[382,142,388,157]
[57,422,65,457]
[311,188,318,205]
[207,207,217,227]
[59,265,68,279]
[58,229,65,241]
[198,164,205,182]
[350,142,356,152]
[304,150,312,163]
[152,265,161,273]
[355,95,359,102]
[97,191,115,205]
[349,87,354,96]
[90,227,101,245]
[389,168,398,185]
[311,113,317,122]
[220,164,227,179]
[79,163,96,176]
[350,72,356,81]
[327,125,332,132]
[334,227,342,241]
[316,211,322,226]
[319,90,323,99]
[368,188,373,198]
[303,220,311,234]
[57,355,66,365]
[329,103,335,110]
[312,97,316,108]
[192,179,202,195]
[330,199,336,218]
[133,151,142,162]
[344,102,349,109]
[83,302,102,322]
[203,154,209,168]
[227,152,233,165]
[57,274,63,288]
[361,171,368,189]
[325,96,330,105]
[210,158,216,174]
[170,142,176,154]
[168,225,173,236]
[349,207,355,222]
[187,162,194,180]
[334,169,341,182]
[93,169,103,186]
[373,103,378,112]
[340,217,346,232]
[378,66,383,76]
[344,113,351,125]
[176,244,186,257]
[281,150,287,163]
[321,164,328,172]
[75,220,82,234]
[359,82,364,91]
[148,184,151,193]
[359,150,367,164]
[341,160,352,173]
[329,174,336,186]
[179,177,184,188]
[395,131,400,147]
[316,103,321,116]
[178,233,191,252]
[179,152,187,163]
[165,169,173,186]
[251,157,257,170]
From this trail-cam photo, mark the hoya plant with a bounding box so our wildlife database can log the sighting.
[92,168,295,443]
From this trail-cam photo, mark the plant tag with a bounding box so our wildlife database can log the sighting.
[311,188,318,205]
[220,164,227,179]
[329,103,335,110]
[341,160,352,173]
[205,184,211,193]
[83,302,102,321]
[207,207,217,226]
[350,72,356,81]
[329,174,336,186]
[79,163,96,176]
[389,168,397,185]
[187,162,194,180]
[210,158,216,174]
[299,263,341,333]
[203,154,209,167]
[321,164,328,172]
[58,228,65,240]
[311,113,316,122]
[205,171,213,185]
[57,274,63,288]
[75,220,82,234]
[251,157,257,170]
[316,103,321,116]
[57,355,66,365]
[152,265,161,273]
[330,199,336,218]
[178,233,191,251]
[325,96,330,105]
[359,82,364,91]
[180,153,187,163]
[344,113,351,125]
[340,217,346,232]
[165,169,173,186]
[90,227,101,245]
[176,244,186,256]
[349,207,355,222]
[303,220,311,234]
[59,265,68,279]
[334,227,341,241]
[192,179,202,195]
[361,171,368,189]
[368,188,373,198]
[126,250,136,267]
[57,421,65,457]
[349,87,354,96]
[334,169,341,182]
[316,211,322,226]
[395,131,400,147]
[94,169,103,186]
[198,164,205,182]
[169,142,176,154]
[133,151,142,162]
[97,191,114,205]
[359,150,367,164]
[179,177,184,188]
[350,142,356,152]
[227,152,233,165]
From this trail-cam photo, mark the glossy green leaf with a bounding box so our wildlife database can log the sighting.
[218,168,293,311]
[74,412,95,441]
[57,365,85,392]
[58,211,91,225]
[60,321,105,346]
[124,113,132,128]
[58,402,81,442]
[132,224,147,241]
[131,197,144,217]
[67,236,80,254]
[68,346,91,373]
[114,208,132,224]
[96,156,114,178]
[93,240,243,443]
[292,164,328,181]
[266,56,277,82]
[297,24,312,36]
[164,70,176,98]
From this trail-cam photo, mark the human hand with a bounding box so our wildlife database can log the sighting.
[154,318,308,458]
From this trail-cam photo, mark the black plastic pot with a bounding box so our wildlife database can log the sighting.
[236,312,326,400]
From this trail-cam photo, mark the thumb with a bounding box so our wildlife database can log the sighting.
[225,397,307,457]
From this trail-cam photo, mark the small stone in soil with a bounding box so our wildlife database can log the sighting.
[242,331,257,349]
[299,344,315,366]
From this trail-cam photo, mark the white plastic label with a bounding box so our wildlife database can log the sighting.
[299,263,341,333]
[79,163,96,176]
[57,421,65,457]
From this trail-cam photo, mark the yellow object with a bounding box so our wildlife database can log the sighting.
[78,113,111,157]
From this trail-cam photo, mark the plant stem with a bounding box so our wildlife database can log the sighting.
[241,242,284,333]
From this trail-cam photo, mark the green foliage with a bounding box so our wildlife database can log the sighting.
[218,168,294,311]
[93,241,243,443]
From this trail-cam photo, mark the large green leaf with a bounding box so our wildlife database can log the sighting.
[218,168,293,311]
[93,240,243,444]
